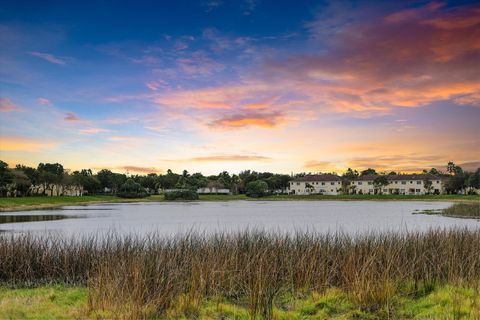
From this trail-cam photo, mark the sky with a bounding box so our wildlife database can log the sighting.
[0,0,479,175]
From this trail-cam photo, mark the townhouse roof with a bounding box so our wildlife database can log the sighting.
[353,173,442,181]
[292,174,342,182]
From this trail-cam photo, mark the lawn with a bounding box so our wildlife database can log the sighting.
[1,284,479,319]
[0,193,478,212]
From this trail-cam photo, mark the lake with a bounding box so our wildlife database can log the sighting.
[0,201,478,237]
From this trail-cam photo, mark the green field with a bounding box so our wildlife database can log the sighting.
[1,284,479,319]
[0,193,478,211]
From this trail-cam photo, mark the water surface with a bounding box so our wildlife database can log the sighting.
[0,201,477,237]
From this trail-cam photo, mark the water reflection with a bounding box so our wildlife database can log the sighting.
[0,214,82,224]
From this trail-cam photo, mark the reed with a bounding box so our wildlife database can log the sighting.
[1,229,479,318]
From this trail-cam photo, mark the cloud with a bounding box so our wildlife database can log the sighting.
[79,127,110,134]
[304,161,333,169]
[27,51,66,65]
[120,166,161,174]
[209,111,284,128]
[36,97,52,105]
[190,154,271,162]
[0,97,22,112]
[109,136,135,141]
[0,136,56,152]
[202,0,223,12]
[64,112,82,122]
[260,2,480,113]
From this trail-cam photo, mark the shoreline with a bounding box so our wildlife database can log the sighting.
[0,194,478,212]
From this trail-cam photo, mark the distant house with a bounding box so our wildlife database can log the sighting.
[197,188,231,195]
[289,174,342,195]
[350,174,444,195]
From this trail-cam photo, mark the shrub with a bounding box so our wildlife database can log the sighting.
[117,179,150,198]
[164,189,199,200]
[116,191,150,198]
[245,180,268,197]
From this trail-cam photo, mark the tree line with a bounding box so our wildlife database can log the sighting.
[0,160,478,197]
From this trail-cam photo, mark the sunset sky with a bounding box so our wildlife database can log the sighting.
[1,0,479,175]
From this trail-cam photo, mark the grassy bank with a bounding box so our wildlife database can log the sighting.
[1,193,478,212]
[415,202,480,220]
[1,229,480,319]
[1,284,479,319]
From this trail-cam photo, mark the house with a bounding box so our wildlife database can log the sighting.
[289,174,342,195]
[197,187,231,195]
[350,174,444,195]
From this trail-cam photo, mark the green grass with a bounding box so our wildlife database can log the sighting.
[0,286,86,319]
[1,193,477,212]
[1,284,478,319]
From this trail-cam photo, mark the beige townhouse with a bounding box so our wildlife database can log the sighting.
[350,174,443,195]
[289,174,343,195]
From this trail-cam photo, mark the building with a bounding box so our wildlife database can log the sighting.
[289,174,343,195]
[350,174,443,195]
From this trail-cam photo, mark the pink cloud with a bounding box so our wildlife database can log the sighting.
[79,127,110,134]
[0,97,22,112]
[36,97,52,105]
[27,51,66,65]
[64,112,82,122]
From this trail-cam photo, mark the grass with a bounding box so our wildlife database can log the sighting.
[1,193,478,212]
[1,284,479,319]
[1,229,480,318]
[415,202,480,219]
[0,285,86,319]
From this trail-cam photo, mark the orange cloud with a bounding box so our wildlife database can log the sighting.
[209,111,284,128]
[0,97,22,112]
[191,154,271,161]
[120,166,162,174]
[0,136,56,152]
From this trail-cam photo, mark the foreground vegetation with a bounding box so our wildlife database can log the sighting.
[415,202,480,220]
[0,194,478,211]
[1,284,479,319]
[1,229,480,318]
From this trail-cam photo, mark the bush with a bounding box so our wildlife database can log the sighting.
[116,191,150,198]
[245,180,268,197]
[117,179,150,198]
[164,189,199,200]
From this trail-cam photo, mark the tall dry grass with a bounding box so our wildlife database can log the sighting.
[1,229,480,318]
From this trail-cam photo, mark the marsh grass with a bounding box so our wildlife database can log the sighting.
[1,229,480,319]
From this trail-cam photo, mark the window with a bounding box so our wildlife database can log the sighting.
[417,181,421,184]
[331,182,334,185]
[369,189,373,193]
[321,182,325,185]
[436,181,440,184]
[368,181,372,185]
[358,182,363,185]
[297,182,300,186]
[416,189,421,192]
[394,181,398,184]
[331,189,333,192]
[401,181,406,185]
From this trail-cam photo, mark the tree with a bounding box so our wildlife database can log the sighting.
[466,168,480,194]
[37,163,64,196]
[72,169,100,195]
[343,168,359,180]
[0,160,14,197]
[245,180,268,197]
[373,175,389,194]
[447,162,456,175]
[360,168,377,176]
[12,169,31,196]
[423,178,433,195]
